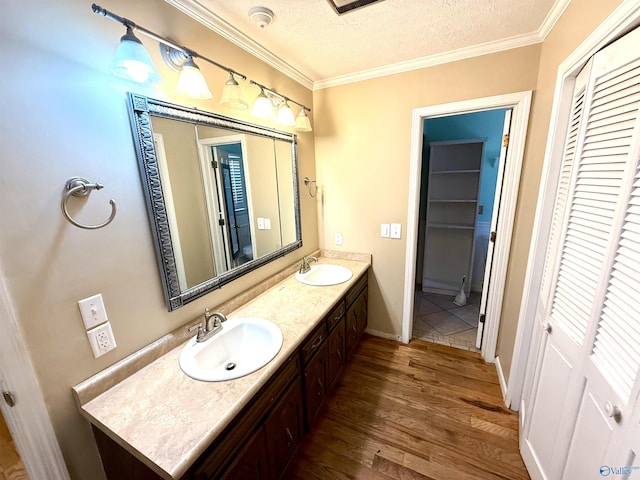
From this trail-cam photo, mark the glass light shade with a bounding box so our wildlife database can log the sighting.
[176,57,213,99]
[220,74,248,109]
[295,108,312,132]
[251,89,274,119]
[276,102,296,127]
[109,27,161,84]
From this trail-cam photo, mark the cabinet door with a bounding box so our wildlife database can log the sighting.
[265,379,304,479]
[221,426,268,480]
[346,287,368,357]
[327,317,346,389]
[356,286,368,338]
[304,342,328,428]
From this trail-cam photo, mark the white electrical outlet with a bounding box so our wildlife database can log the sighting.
[381,224,390,238]
[390,223,402,239]
[78,293,108,330]
[87,322,117,358]
[257,218,265,230]
[334,232,343,245]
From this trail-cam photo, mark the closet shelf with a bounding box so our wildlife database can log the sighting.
[427,222,475,230]
[431,169,481,175]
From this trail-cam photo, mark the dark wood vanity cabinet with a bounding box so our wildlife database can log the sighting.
[264,379,304,479]
[346,275,368,358]
[92,270,368,480]
[220,427,269,480]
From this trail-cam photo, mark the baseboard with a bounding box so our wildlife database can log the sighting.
[495,355,510,408]
[365,328,401,342]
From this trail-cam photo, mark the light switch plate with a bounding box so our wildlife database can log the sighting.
[381,224,390,238]
[86,322,117,358]
[78,294,108,330]
[390,223,402,239]
[257,218,265,230]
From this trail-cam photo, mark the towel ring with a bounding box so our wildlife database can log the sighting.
[61,177,117,230]
[304,177,317,198]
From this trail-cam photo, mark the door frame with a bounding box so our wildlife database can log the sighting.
[0,266,70,479]
[510,0,640,415]
[401,92,532,377]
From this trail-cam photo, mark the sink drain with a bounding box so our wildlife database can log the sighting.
[225,362,236,371]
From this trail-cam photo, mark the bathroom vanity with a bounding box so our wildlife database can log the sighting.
[73,254,369,480]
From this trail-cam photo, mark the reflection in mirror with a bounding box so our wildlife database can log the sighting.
[128,93,301,310]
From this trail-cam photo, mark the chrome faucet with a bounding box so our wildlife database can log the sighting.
[188,308,227,343]
[299,255,318,274]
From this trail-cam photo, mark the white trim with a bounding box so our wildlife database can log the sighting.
[509,0,640,414]
[495,355,509,407]
[364,328,400,341]
[0,267,70,480]
[164,0,314,90]
[401,91,532,370]
[538,0,572,40]
[313,32,541,90]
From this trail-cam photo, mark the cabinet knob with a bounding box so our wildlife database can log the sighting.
[542,322,552,334]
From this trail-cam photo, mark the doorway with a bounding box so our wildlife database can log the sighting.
[402,91,532,370]
[413,109,510,351]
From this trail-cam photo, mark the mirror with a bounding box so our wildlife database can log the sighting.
[128,93,302,310]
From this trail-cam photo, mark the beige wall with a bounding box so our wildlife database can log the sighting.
[0,0,316,478]
[313,45,541,337]
[496,0,624,380]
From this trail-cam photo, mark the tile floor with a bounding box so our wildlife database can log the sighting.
[412,289,482,351]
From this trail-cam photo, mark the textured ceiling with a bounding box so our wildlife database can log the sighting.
[172,0,562,87]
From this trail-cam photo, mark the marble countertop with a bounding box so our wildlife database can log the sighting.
[73,254,370,479]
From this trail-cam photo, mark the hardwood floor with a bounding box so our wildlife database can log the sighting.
[288,335,529,480]
[0,411,27,480]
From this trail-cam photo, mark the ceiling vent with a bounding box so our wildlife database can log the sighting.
[326,0,386,15]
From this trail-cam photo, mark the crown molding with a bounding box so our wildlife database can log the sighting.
[164,0,314,90]
[313,31,542,90]
[538,0,572,40]
[167,0,570,92]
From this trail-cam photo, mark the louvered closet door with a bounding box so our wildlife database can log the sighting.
[523,25,640,480]
[521,59,595,480]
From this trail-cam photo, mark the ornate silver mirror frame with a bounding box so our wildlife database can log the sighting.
[127,93,302,311]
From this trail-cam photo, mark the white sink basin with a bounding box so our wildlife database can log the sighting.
[295,264,353,286]
[179,317,283,382]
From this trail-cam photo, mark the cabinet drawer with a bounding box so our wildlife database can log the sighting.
[301,321,327,364]
[326,301,345,332]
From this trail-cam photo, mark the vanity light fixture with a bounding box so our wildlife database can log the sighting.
[161,45,213,99]
[251,86,275,119]
[249,80,312,132]
[93,3,311,124]
[92,4,246,103]
[276,101,296,127]
[109,25,161,84]
[295,107,312,132]
[220,72,249,109]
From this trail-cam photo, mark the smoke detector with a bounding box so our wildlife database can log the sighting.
[249,7,274,28]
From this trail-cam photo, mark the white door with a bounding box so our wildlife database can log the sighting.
[522,26,640,480]
[477,109,512,348]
